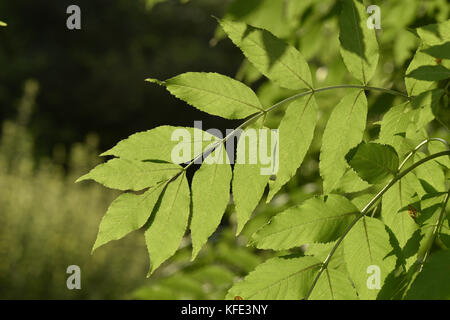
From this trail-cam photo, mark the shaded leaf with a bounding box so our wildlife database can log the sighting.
[339,0,379,84]
[405,249,450,299]
[346,143,399,184]
[145,173,191,276]
[344,217,398,299]
[219,19,313,90]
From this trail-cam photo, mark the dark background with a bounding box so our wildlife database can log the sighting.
[0,0,241,160]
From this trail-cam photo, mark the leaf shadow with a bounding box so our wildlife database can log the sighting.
[422,41,450,59]
[406,65,450,81]
[240,24,288,72]
[339,0,369,63]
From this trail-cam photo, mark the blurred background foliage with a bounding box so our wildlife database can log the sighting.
[0,0,448,299]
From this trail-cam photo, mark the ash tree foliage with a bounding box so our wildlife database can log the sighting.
[78,0,450,300]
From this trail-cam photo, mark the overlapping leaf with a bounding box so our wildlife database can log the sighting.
[405,249,450,299]
[339,0,379,84]
[267,95,317,202]
[226,256,321,300]
[252,195,359,250]
[309,268,358,300]
[219,19,313,90]
[145,172,191,276]
[346,143,399,184]
[320,90,368,193]
[232,125,272,234]
[190,144,232,259]
[344,217,398,299]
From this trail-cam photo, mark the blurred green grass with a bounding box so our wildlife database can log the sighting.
[0,80,268,299]
[0,80,152,299]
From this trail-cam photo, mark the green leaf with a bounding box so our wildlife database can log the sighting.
[267,95,318,202]
[92,182,166,252]
[147,72,263,119]
[232,127,271,235]
[416,20,450,46]
[344,217,398,299]
[309,268,358,300]
[252,195,359,250]
[417,20,450,59]
[334,169,370,194]
[346,142,399,184]
[145,172,191,276]
[377,102,416,154]
[405,249,450,299]
[101,125,216,164]
[339,0,379,84]
[219,19,313,90]
[381,173,421,268]
[413,152,446,192]
[416,193,447,261]
[226,255,321,300]
[305,241,347,271]
[0,21,6,27]
[76,159,182,191]
[405,45,439,96]
[320,90,368,193]
[190,144,232,260]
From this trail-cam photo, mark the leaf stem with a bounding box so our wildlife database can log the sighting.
[182,84,410,172]
[304,150,450,300]
[398,138,449,171]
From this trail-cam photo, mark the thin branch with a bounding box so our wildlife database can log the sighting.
[183,84,410,172]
